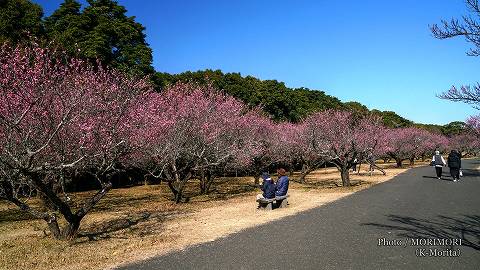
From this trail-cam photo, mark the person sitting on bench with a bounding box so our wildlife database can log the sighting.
[275,167,289,197]
[256,172,275,201]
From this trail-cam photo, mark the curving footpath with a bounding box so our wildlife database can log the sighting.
[118,159,480,270]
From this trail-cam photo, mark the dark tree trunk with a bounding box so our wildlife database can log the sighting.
[204,172,214,194]
[396,158,403,168]
[168,181,185,203]
[167,177,191,203]
[369,161,386,175]
[165,163,192,203]
[44,216,80,240]
[174,185,183,203]
[199,170,214,194]
[6,171,113,240]
[254,173,261,187]
[340,167,351,186]
[298,167,314,183]
[62,219,81,240]
[301,163,308,174]
[199,170,207,194]
[46,217,62,239]
[409,157,415,166]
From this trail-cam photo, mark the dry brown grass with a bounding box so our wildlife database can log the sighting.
[0,161,429,270]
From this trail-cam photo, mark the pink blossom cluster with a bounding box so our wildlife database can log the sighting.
[0,43,151,178]
[384,127,452,166]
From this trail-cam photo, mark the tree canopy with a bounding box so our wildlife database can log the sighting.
[0,0,44,44]
[45,0,153,74]
[153,69,344,122]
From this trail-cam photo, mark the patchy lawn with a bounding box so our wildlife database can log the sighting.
[0,161,428,270]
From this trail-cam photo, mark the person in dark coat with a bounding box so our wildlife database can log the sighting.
[447,150,462,182]
[257,172,276,199]
[455,150,463,178]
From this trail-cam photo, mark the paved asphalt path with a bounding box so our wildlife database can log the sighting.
[119,160,480,270]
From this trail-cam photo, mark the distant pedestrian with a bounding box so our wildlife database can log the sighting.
[352,158,358,172]
[431,151,446,179]
[447,150,462,182]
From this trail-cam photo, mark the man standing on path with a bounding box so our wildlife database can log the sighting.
[432,150,446,179]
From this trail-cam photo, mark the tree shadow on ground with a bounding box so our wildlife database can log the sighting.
[362,214,480,251]
[0,207,41,223]
[294,179,367,189]
[188,178,257,202]
[76,210,184,242]
[87,193,162,213]
[461,168,480,177]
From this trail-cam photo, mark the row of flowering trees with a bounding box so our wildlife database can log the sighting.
[0,43,151,239]
[1,43,478,240]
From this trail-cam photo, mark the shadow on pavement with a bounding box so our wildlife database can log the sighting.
[362,214,480,251]
[461,169,480,177]
[421,176,452,182]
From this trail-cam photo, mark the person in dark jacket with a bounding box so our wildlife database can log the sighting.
[275,168,289,197]
[431,150,446,179]
[257,172,275,199]
[455,150,463,178]
[447,150,462,182]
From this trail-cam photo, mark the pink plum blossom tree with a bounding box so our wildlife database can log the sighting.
[290,117,330,183]
[134,82,265,202]
[0,43,151,239]
[303,111,387,186]
[448,117,480,156]
[385,127,447,167]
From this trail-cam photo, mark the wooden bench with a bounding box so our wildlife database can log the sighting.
[256,195,289,210]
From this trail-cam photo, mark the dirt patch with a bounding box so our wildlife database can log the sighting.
[0,162,427,270]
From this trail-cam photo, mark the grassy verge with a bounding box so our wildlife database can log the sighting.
[0,161,429,270]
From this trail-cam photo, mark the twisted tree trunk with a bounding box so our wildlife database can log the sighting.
[340,167,351,187]
[4,172,112,240]
[396,158,403,168]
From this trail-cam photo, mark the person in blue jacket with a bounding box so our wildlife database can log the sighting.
[257,172,276,200]
[275,167,289,197]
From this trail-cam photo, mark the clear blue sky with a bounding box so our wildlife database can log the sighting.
[35,0,478,125]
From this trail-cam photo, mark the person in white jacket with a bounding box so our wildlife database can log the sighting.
[432,151,446,179]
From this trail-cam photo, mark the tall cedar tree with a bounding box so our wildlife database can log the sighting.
[0,0,44,44]
[45,0,153,74]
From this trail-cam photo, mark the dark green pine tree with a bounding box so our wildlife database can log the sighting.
[44,0,85,56]
[0,0,44,44]
[45,0,153,74]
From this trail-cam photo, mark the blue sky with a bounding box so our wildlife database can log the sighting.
[35,0,478,125]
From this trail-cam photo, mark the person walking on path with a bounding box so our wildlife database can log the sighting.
[447,150,462,182]
[455,150,463,179]
[432,150,446,179]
